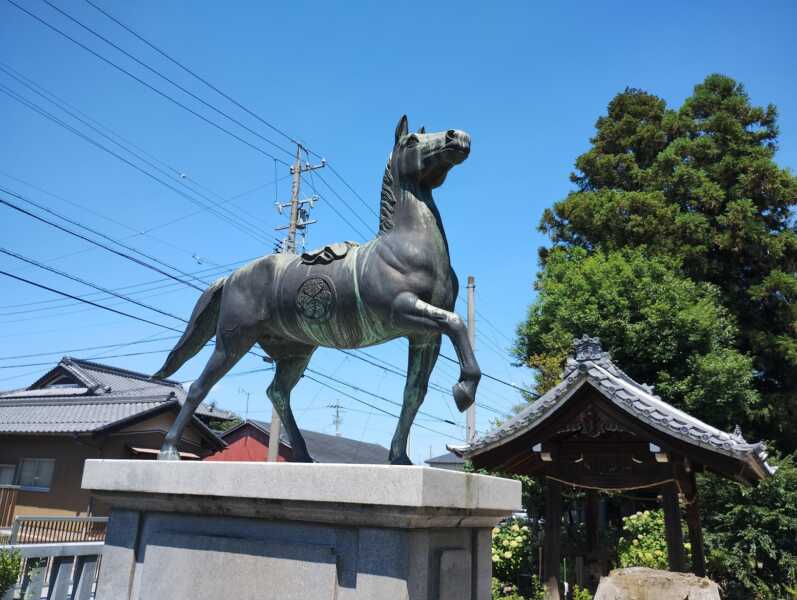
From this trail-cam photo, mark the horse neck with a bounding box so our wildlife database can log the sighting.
[392,180,451,256]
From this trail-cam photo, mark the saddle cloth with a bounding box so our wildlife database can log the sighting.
[300,241,359,265]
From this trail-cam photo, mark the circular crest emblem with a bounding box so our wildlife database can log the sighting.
[296,277,335,320]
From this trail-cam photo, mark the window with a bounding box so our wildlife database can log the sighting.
[0,464,15,486]
[44,374,81,389]
[17,458,55,491]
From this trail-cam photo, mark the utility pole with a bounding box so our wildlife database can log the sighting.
[466,275,476,443]
[237,387,251,420]
[328,402,344,437]
[268,143,325,462]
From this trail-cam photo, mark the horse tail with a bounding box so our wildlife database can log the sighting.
[152,277,226,379]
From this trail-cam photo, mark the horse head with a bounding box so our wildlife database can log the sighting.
[391,115,470,189]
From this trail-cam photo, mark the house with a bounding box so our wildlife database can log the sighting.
[425,451,465,471]
[206,419,390,464]
[0,357,228,517]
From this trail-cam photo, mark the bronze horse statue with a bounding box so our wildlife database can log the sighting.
[153,115,480,464]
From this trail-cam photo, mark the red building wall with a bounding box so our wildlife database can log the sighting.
[205,423,290,462]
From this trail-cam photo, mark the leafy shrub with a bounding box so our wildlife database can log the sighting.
[699,453,797,599]
[617,510,689,570]
[572,584,593,600]
[0,548,21,596]
[492,518,535,583]
[491,577,526,600]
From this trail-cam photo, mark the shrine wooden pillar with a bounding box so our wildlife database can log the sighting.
[543,478,563,600]
[661,481,686,572]
[681,470,707,577]
[585,489,600,555]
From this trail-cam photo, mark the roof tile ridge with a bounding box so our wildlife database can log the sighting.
[588,361,751,449]
[61,356,106,390]
[70,357,182,387]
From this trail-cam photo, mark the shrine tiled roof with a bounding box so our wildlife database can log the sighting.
[457,337,774,479]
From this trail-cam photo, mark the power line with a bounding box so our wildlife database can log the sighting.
[0,347,184,369]
[313,170,376,236]
[41,0,295,160]
[439,352,536,397]
[0,269,184,333]
[0,247,189,324]
[302,373,463,442]
[76,0,379,238]
[0,257,245,313]
[301,172,370,242]
[83,0,300,149]
[4,0,291,165]
[0,190,206,291]
[304,366,461,429]
[0,335,177,361]
[0,81,276,246]
[0,62,276,236]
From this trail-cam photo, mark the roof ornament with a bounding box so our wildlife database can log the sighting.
[564,335,611,374]
[732,424,745,442]
[573,335,607,361]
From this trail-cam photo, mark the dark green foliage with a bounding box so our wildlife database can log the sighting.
[699,454,797,599]
[207,416,242,433]
[516,74,797,598]
[515,247,759,431]
[0,548,21,596]
[532,74,797,449]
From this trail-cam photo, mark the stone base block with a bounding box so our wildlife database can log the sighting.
[594,567,721,600]
[82,460,521,600]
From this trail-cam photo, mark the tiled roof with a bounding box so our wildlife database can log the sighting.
[244,420,390,465]
[0,398,168,433]
[426,451,465,466]
[460,336,774,478]
[0,357,227,438]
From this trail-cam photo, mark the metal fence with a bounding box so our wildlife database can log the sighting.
[8,517,107,546]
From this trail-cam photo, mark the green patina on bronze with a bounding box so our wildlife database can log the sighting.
[153,116,480,464]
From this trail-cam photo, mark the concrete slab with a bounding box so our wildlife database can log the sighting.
[82,460,520,512]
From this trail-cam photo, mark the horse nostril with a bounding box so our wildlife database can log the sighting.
[446,129,457,141]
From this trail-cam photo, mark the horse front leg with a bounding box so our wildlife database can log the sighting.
[392,293,481,412]
[389,335,441,465]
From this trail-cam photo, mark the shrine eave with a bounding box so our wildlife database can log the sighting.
[453,338,774,485]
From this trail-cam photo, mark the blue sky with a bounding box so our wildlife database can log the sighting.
[1,0,795,463]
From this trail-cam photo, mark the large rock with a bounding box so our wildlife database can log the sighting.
[594,567,720,600]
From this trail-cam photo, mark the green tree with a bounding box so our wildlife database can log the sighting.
[534,75,797,449]
[0,548,21,597]
[515,247,759,431]
[699,454,797,599]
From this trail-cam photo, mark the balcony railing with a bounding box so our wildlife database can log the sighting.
[1,542,103,600]
[8,516,107,545]
[0,484,19,528]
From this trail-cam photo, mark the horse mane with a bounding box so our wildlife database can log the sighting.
[379,155,395,234]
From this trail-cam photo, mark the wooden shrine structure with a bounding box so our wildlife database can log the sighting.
[457,336,773,598]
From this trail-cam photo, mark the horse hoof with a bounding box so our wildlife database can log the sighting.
[157,447,181,461]
[453,380,475,412]
[390,453,413,465]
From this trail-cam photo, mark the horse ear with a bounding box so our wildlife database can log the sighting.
[394,115,409,145]
[417,126,426,134]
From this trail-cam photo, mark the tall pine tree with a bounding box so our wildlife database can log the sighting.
[522,74,797,450]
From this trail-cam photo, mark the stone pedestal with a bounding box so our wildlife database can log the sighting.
[82,460,521,600]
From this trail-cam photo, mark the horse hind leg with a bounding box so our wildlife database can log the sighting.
[159,331,257,460]
[265,345,316,463]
